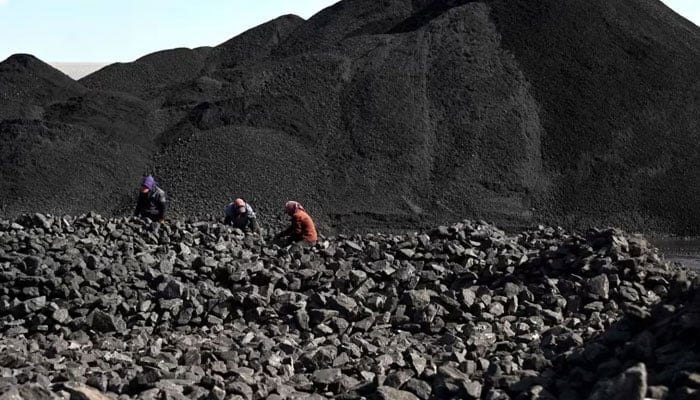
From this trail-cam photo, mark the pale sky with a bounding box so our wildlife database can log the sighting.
[0,0,697,64]
[661,0,700,27]
[0,0,338,63]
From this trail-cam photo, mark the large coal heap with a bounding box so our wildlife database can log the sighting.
[2,0,700,234]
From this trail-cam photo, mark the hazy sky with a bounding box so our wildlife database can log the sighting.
[0,0,698,63]
[0,0,339,63]
[664,0,700,26]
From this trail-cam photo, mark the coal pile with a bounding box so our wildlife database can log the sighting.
[0,54,86,120]
[0,213,696,399]
[3,0,700,233]
[547,276,700,399]
[0,54,155,218]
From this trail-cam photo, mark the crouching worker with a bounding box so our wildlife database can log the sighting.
[134,175,167,222]
[224,198,261,233]
[276,201,317,244]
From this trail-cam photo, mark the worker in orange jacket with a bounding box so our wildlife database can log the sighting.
[276,201,317,243]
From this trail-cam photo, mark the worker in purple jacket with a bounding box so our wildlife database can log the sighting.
[134,175,167,221]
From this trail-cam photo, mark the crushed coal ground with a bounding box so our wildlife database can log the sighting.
[0,213,698,400]
[0,0,699,234]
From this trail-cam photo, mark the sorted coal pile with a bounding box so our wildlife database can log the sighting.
[146,0,549,231]
[95,0,700,233]
[0,214,696,399]
[3,0,700,233]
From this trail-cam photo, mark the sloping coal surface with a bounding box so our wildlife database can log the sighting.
[2,0,700,234]
[0,54,87,120]
[489,0,700,233]
[0,56,154,217]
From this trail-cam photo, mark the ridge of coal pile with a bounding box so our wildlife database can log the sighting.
[0,54,88,124]
[78,14,305,98]
[3,0,700,234]
[0,213,698,400]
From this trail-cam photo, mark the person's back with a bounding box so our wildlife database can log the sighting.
[291,208,317,242]
[277,201,317,243]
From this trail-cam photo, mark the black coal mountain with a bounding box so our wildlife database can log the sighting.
[1,0,699,233]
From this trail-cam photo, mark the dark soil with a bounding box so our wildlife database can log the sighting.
[1,0,700,235]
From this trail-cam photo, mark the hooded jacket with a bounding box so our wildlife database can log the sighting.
[134,186,167,220]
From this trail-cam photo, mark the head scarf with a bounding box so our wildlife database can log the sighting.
[285,200,304,215]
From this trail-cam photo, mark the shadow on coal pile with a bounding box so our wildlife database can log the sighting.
[509,274,700,400]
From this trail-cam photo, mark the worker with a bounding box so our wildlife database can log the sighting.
[224,198,261,233]
[276,200,317,243]
[134,175,167,221]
